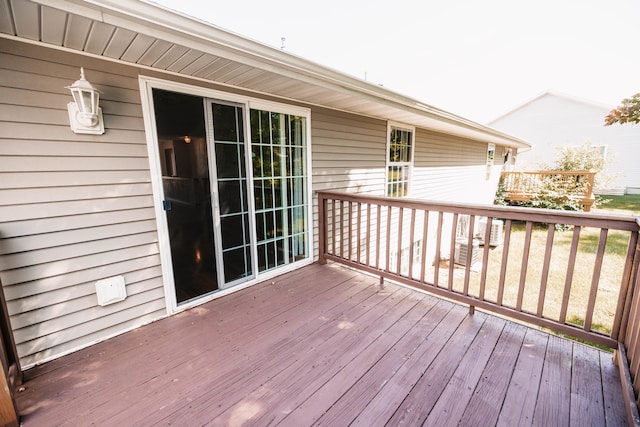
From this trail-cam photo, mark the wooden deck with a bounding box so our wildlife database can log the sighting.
[16,263,627,426]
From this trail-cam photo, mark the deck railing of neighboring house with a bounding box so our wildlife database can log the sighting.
[317,190,640,424]
[500,170,596,211]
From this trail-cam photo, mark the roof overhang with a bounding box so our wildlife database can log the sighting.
[1,0,531,149]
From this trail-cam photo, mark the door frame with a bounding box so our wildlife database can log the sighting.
[139,76,314,315]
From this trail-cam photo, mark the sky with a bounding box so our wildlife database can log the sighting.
[152,0,640,124]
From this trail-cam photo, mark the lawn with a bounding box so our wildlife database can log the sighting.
[596,194,640,215]
[446,194,640,338]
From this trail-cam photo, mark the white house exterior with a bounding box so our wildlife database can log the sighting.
[489,91,640,195]
[0,0,528,369]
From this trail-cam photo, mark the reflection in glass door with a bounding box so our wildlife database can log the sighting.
[152,89,218,304]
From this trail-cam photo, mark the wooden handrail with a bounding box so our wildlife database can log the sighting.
[318,190,640,421]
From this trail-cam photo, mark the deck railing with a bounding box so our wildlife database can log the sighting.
[317,191,640,422]
[500,170,596,211]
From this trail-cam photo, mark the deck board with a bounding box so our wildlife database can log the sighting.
[348,304,468,426]
[571,342,605,425]
[15,263,627,426]
[205,286,415,426]
[496,328,549,427]
[601,351,629,426]
[274,292,436,426]
[388,311,488,425]
[306,300,456,426]
[424,315,506,427]
[533,334,574,426]
[105,265,378,426]
[458,321,528,426]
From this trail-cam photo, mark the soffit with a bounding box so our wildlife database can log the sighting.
[0,0,530,148]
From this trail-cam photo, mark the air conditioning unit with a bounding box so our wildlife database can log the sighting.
[476,218,503,247]
[454,238,479,265]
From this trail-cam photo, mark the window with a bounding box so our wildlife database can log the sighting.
[486,143,495,180]
[386,123,414,197]
[596,145,608,158]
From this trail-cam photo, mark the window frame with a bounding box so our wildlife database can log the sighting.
[385,122,416,197]
[486,143,496,180]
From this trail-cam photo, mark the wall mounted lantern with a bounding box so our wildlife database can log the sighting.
[66,67,104,134]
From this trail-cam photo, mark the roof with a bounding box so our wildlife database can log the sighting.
[1,0,530,149]
[488,90,614,125]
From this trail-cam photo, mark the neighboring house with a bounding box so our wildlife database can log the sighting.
[488,91,640,195]
[0,0,528,369]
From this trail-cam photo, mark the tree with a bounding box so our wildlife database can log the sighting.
[541,141,615,190]
[545,142,606,174]
[496,143,612,215]
[604,93,640,125]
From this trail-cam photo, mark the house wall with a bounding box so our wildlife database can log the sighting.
[310,108,503,203]
[309,109,503,265]
[0,41,166,367]
[413,128,502,204]
[311,107,387,195]
[0,38,506,368]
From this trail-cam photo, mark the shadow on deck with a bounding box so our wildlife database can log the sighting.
[16,263,626,426]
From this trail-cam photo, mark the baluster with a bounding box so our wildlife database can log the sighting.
[584,228,608,331]
[537,223,555,318]
[448,213,458,292]
[420,210,430,284]
[434,211,444,287]
[408,209,416,280]
[516,221,533,311]
[497,219,513,306]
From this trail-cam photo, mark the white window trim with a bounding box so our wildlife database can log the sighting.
[138,76,314,315]
[486,143,496,181]
[386,121,416,197]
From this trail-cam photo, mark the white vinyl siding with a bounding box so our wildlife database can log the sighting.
[311,107,386,194]
[310,108,387,259]
[412,128,505,204]
[0,41,165,368]
[310,113,504,205]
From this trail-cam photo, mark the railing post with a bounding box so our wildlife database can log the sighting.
[614,231,639,341]
[318,192,327,264]
[615,223,640,426]
[0,277,19,427]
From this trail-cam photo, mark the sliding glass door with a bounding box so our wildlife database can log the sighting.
[150,84,310,307]
[153,89,218,303]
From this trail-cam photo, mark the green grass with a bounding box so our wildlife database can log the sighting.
[596,194,640,215]
[443,195,640,341]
